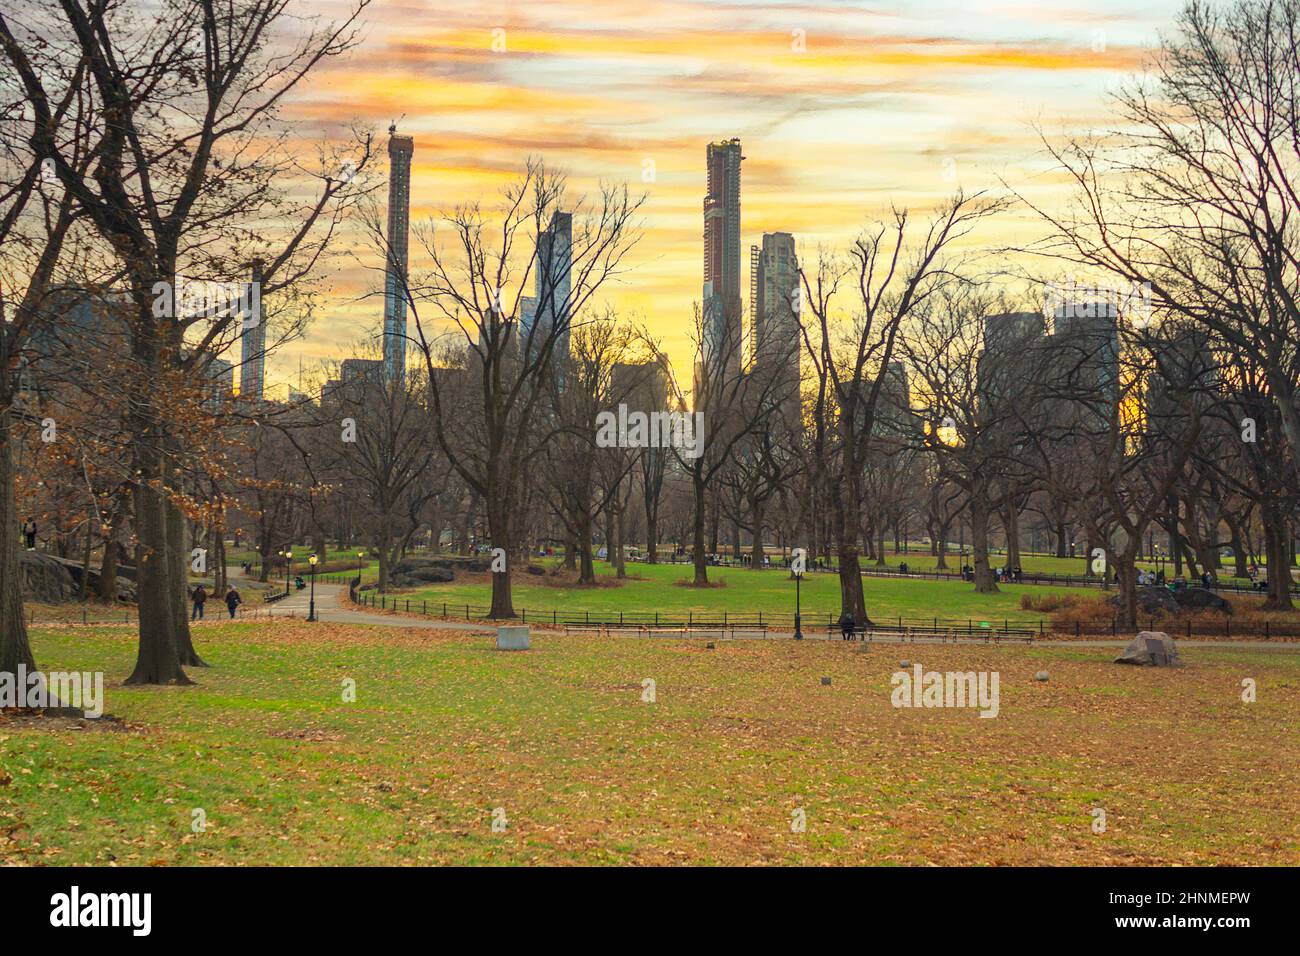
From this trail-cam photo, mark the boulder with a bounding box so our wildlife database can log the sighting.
[526,564,546,576]
[18,551,78,603]
[399,566,454,584]
[1115,630,1183,667]
[1173,587,1232,614]
[1110,586,1180,615]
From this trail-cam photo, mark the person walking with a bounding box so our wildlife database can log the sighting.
[224,586,242,619]
[191,584,207,621]
[22,517,36,550]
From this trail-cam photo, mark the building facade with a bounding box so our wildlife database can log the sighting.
[383,127,414,384]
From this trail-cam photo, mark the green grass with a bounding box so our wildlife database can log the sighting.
[393,559,1090,625]
[3,621,1297,865]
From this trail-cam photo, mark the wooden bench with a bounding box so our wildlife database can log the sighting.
[824,623,1034,644]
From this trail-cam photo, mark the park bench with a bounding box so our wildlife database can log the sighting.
[824,623,1035,644]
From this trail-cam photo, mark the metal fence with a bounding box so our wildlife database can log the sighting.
[340,586,1300,640]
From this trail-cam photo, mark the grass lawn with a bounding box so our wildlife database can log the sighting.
[2,620,1296,865]
[394,560,1099,626]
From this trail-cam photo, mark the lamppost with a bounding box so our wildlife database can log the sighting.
[357,550,365,574]
[284,549,293,597]
[307,554,318,622]
[793,555,804,641]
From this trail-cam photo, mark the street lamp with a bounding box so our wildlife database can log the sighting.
[357,550,365,574]
[307,554,318,622]
[284,549,293,597]
[793,556,805,641]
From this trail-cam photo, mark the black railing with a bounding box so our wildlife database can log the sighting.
[337,588,1300,640]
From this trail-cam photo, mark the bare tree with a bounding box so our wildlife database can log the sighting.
[401,161,643,617]
[1,0,374,683]
[798,193,1004,623]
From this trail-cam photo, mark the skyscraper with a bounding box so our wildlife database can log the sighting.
[749,232,800,425]
[239,259,266,401]
[383,126,414,383]
[978,310,1046,410]
[702,138,744,385]
[1052,301,1120,405]
[751,232,798,358]
[523,211,572,361]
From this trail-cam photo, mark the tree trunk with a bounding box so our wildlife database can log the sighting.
[645,500,658,564]
[831,467,867,625]
[0,407,36,677]
[969,494,999,594]
[1055,518,1068,558]
[1263,505,1294,611]
[168,494,206,667]
[1004,503,1021,569]
[935,520,950,569]
[692,464,709,586]
[1227,516,1248,582]
[578,510,596,585]
[127,481,192,686]
[486,488,515,618]
[378,512,392,591]
[614,503,627,579]
[749,499,764,570]
[1115,547,1138,629]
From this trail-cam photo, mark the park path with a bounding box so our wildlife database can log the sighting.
[255,581,489,632]
[245,581,1300,651]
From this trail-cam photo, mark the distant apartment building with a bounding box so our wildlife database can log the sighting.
[523,212,572,362]
[383,127,414,384]
[205,357,235,406]
[1051,301,1120,407]
[749,232,800,423]
[977,310,1047,412]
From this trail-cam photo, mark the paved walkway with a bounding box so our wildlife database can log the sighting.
[256,582,488,631]
[246,581,1300,651]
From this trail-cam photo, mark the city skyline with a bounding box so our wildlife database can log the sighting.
[254,0,1188,396]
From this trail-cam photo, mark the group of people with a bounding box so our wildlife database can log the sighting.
[189,584,243,620]
[958,564,1022,583]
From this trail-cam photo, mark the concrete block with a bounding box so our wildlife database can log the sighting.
[496,625,530,651]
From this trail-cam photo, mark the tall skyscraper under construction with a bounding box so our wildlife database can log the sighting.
[702,138,744,387]
[383,126,414,383]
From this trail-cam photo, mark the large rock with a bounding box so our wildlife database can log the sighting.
[397,566,454,584]
[18,551,78,602]
[1173,587,1232,614]
[1110,586,1180,615]
[19,551,139,604]
[1115,631,1183,667]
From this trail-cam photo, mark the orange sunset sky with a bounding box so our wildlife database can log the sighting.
[267,0,1190,396]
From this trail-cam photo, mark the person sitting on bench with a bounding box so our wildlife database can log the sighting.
[839,610,856,641]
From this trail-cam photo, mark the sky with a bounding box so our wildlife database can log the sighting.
[269,0,1192,397]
